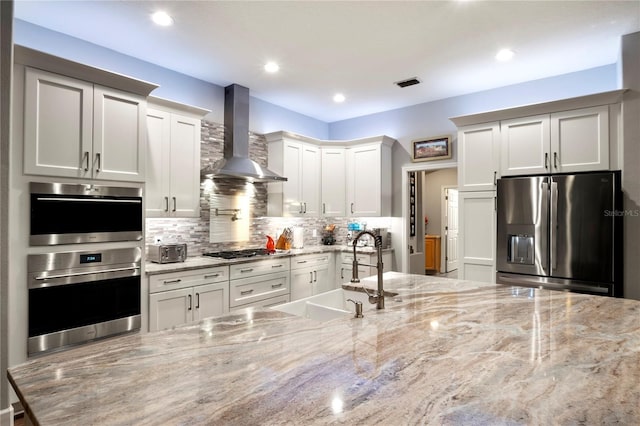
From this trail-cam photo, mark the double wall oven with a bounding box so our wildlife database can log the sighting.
[28,182,143,356]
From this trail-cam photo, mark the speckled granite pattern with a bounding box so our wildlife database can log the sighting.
[9,273,640,425]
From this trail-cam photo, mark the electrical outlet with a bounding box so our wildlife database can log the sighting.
[312,229,317,238]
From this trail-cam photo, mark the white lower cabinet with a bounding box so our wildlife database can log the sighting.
[148,266,229,331]
[337,251,392,287]
[290,254,333,301]
[457,191,496,283]
[229,257,291,310]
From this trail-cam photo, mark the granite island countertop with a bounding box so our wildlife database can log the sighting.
[8,272,640,425]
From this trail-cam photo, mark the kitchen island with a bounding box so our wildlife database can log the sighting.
[8,272,640,425]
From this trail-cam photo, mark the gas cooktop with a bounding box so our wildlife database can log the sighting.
[203,248,270,260]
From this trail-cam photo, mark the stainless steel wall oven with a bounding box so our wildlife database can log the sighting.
[28,247,142,356]
[30,182,142,246]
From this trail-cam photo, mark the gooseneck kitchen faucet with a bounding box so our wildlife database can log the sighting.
[350,230,385,309]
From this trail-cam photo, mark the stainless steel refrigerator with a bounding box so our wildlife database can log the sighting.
[496,171,622,297]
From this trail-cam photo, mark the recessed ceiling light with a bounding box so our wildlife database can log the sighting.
[264,62,280,73]
[496,48,515,62]
[333,93,346,103]
[152,11,174,26]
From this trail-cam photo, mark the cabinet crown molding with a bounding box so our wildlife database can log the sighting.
[147,96,211,118]
[15,45,159,96]
[449,89,627,128]
[264,130,396,147]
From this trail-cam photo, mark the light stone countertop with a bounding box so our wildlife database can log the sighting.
[8,272,640,425]
[145,245,393,275]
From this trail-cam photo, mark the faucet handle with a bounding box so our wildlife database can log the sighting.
[346,299,364,318]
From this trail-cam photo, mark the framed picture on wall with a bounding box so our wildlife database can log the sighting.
[412,135,452,162]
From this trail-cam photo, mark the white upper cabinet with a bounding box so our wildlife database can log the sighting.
[550,106,609,173]
[268,137,321,217]
[146,98,208,218]
[321,147,347,216]
[457,122,500,192]
[501,106,609,176]
[501,115,550,176]
[267,132,395,218]
[24,67,147,182]
[346,141,392,217]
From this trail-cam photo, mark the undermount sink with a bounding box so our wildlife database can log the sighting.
[272,288,374,321]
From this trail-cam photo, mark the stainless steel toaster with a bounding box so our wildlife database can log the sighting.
[147,243,187,264]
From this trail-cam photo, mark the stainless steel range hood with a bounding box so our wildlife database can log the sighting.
[202,84,286,182]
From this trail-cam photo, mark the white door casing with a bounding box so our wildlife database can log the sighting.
[445,187,459,272]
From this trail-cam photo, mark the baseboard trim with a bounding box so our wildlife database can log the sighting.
[0,405,15,426]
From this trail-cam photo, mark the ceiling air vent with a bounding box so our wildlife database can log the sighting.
[395,77,421,88]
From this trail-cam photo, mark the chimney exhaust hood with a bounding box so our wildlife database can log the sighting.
[202,84,287,182]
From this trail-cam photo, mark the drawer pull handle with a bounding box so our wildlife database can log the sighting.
[272,283,283,289]
[271,264,283,268]
[163,279,182,285]
[297,260,307,264]
[240,268,254,273]
[240,289,254,295]
[204,273,220,279]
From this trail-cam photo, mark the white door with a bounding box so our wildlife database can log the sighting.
[321,147,347,216]
[149,287,193,331]
[169,114,201,217]
[458,191,496,283]
[23,67,93,179]
[290,266,314,301]
[500,114,550,176]
[93,85,146,181]
[348,144,381,216]
[445,188,459,272]
[193,282,228,321]
[146,108,171,217]
[301,144,321,216]
[457,122,500,191]
[550,105,609,173]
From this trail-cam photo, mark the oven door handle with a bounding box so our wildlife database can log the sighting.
[31,266,140,289]
[35,197,141,204]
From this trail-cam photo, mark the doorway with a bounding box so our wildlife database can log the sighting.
[442,186,458,274]
[400,161,457,274]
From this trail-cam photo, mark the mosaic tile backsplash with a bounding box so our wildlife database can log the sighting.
[145,119,392,256]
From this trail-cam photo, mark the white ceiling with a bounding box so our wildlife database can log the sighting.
[13,0,640,123]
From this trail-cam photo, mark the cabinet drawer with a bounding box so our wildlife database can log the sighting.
[341,253,370,265]
[230,257,290,280]
[230,294,291,312]
[229,271,289,308]
[291,253,331,270]
[149,266,229,293]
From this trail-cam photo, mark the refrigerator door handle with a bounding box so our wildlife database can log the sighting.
[550,180,558,273]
